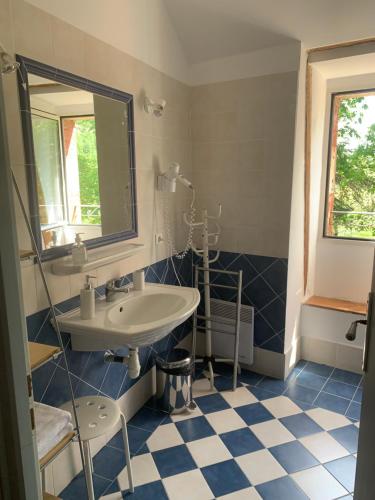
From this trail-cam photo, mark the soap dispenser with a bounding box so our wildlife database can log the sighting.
[80,275,95,320]
[72,233,87,265]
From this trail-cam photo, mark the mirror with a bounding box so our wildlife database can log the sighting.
[17,56,137,260]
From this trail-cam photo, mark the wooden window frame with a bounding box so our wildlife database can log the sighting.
[323,88,375,242]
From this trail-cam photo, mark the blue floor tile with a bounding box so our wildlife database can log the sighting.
[238,369,264,386]
[246,385,279,401]
[329,425,359,453]
[60,472,111,499]
[201,459,250,497]
[303,361,334,378]
[235,402,274,425]
[346,402,361,421]
[256,476,308,499]
[214,375,241,391]
[128,406,168,432]
[314,392,350,415]
[152,444,196,478]
[122,480,168,499]
[331,368,362,386]
[322,380,357,400]
[257,376,289,395]
[280,413,323,438]
[220,427,264,457]
[107,425,152,456]
[353,387,363,403]
[294,360,308,371]
[325,455,357,493]
[175,415,216,442]
[195,393,231,414]
[269,441,319,473]
[214,362,238,377]
[284,383,320,405]
[294,371,327,392]
[93,445,126,481]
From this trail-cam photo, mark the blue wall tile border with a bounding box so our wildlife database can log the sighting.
[27,251,288,407]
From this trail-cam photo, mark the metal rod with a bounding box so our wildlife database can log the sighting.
[233,270,243,390]
[12,172,87,494]
[202,209,214,389]
[191,265,199,368]
[196,266,242,276]
[197,282,238,290]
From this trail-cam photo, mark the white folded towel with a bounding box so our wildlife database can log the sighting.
[34,402,73,459]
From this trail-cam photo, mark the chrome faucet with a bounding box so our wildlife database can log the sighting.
[105,279,130,302]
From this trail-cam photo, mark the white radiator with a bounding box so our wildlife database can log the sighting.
[209,298,254,366]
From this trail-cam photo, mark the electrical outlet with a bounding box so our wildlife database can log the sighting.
[155,233,164,245]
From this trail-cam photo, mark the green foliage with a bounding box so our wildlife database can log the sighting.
[75,119,101,225]
[333,96,375,239]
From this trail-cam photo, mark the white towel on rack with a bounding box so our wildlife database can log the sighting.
[35,402,73,459]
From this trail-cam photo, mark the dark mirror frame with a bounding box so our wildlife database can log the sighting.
[16,55,138,261]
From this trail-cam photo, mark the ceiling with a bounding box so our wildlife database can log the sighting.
[164,0,375,64]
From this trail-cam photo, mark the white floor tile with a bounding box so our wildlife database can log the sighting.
[220,386,258,408]
[250,419,295,448]
[193,377,218,398]
[206,408,247,434]
[300,432,350,463]
[355,421,360,428]
[163,469,213,500]
[292,465,347,499]
[217,486,262,499]
[117,453,160,490]
[305,407,351,431]
[170,406,203,423]
[146,423,184,452]
[236,449,287,486]
[187,435,232,467]
[261,396,303,418]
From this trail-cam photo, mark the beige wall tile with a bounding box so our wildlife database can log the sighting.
[191,71,298,259]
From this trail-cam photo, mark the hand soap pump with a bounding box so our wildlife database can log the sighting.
[80,275,95,320]
[72,233,87,265]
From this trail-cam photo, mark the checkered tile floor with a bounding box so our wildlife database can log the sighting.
[61,360,361,499]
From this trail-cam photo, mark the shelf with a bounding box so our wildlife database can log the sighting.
[39,431,76,469]
[304,295,367,315]
[28,342,61,371]
[19,249,35,260]
[51,243,145,275]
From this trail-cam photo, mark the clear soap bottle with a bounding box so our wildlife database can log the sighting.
[71,233,87,265]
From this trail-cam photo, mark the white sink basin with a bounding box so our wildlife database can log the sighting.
[56,283,200,350]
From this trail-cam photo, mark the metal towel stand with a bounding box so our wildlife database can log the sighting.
[192,265,243,391]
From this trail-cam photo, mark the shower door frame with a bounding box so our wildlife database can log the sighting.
[0,76,41,498]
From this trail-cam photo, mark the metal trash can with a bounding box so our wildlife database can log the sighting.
[155,349,195,414]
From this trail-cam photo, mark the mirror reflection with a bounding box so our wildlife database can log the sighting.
[28,74,133,250]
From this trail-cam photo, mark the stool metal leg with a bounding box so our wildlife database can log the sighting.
[83,441,95,500]
[120,413,134,493]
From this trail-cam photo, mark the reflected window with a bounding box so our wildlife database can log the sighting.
[61,116,101,226]
[31,113,65,229]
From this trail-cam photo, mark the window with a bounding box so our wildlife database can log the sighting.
[324,90,375,241]
[31,113,65,228]
[61,116,101,226]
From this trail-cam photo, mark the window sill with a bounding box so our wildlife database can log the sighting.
[304,295,367,316]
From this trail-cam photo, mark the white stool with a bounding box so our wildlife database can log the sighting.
[61,395,134,499]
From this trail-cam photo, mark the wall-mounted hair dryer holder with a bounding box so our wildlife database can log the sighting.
[157,162,193,192]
